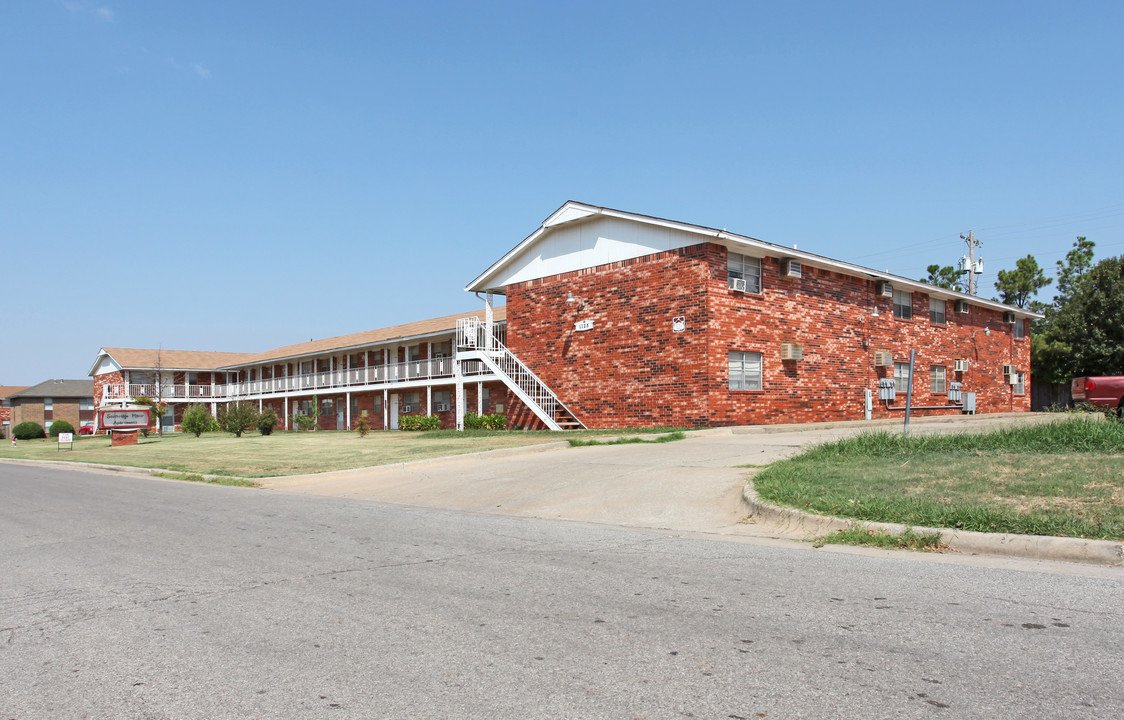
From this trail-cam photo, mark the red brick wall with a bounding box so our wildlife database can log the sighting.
[506,242,1031,429]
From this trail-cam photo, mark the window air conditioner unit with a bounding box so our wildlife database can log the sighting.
[780,342,803,361]
[435,403,450,412]
[781,259,802,278]
[873,351,894,367]
[1004,311,1017,324]
[1002,364,1018,376]
[954,359,969,372]
[876,280,893,298]
[1008,373,1020,386]
[956,299,970,314]
[728,277,748,293]
[401,404,413,413]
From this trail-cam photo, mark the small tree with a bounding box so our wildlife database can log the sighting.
[354,417,371,437]
[220,401,259,438]
[132,396,169,437]
[921,264,963,290]
[257,408,278,436]
[994,254,1051,311]
[181,404,212,438]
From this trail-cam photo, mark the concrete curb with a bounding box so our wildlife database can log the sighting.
[740,484,1124,567]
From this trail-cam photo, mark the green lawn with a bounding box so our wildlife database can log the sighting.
[1,427,688,478]
[753,417,1124,540]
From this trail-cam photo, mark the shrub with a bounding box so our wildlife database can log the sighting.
[13,422,46,440]
[182,404,212,438]
[257,408,278,436]
[399,415,441,431]
[293,414,315,431]
[354,418,371,437]
[220,401,259,438]
[464,412,506,430]
[48,420,75,437]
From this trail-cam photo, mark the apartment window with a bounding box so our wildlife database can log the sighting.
[929,298,946,324]
[894,363,911,393]
[403,392,420,412]
[930,365,946,394]
[408,345,421,362]
[321,398,334,414]
[373,395,383,413]
[481,387,490,411]
[729,351,763,391]
[297,400,314,416]
[432,341,452,359]
[300,361,314,376]
[1014,372,1026,396]
[1014,318,1025,339]
[43,397,53,411]
[727,253,762,294]
[79,398,94,411]
[893,290,913,320]
[434,390,451,411]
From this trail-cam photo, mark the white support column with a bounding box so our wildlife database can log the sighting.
[346,391,351,431]
[485,292,494,352]
[382,388,388,429]
[258,398,262,412]
[478,381,484,415]
[426,385,433,417]
[284,397,289,430]
[455,358,465,431]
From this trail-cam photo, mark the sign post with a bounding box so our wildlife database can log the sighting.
[57,432,74,452]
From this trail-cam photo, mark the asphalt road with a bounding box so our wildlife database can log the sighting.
[3,463,1123,719]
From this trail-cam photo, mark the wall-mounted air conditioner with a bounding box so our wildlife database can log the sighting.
[401,404,413,413]
[1004,311,1016,324]
[780,342,803,361]
[876,280,893,297]
[1002,364,1017,376]
[434,403,450,412]
[954,359,969,372]
[956,300,970,314]
[781,259,802,278]
[728,277,748,293]
[873,351,894,367]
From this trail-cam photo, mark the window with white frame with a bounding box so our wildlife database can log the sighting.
[43,397,53,411]
[930,365,946,393]
[893,290,913,320]
[729,351,763,391]
[403,392,420,411]
[893,362,911,393]
[929,297,946,324]
[1014,317,1025,339]
[1014,372,1026,395]
[727,253,762,294]
[432,341,452,359]
[434,390,451,411]
[408,345,421,362]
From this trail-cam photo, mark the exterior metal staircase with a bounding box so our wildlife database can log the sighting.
[456,317,584,431]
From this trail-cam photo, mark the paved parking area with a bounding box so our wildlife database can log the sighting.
[262,413,1056,538]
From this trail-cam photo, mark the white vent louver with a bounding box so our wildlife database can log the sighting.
[873,351,894,367]
[781,259,802,278]
[876,280,893,298]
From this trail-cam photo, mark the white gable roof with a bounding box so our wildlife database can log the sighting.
[466,201,1042,319]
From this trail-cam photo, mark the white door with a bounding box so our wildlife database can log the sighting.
[390,394,399,430]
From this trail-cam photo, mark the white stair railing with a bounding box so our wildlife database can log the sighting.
[456,317,583,431]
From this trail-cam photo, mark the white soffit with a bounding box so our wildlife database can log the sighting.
[490,215,702,288]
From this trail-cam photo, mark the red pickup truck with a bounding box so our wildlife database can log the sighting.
[1071,376,1124,414]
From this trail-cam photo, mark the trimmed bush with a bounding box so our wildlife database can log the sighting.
[257,408,278,436]
[354,418,371,437]
[466,412,507,430]
[293,414,315,431]
[48,420,75,437]
[220,401,259,438]
[399,415,441,431]
[13,422,46,440]
[181,404,212,438]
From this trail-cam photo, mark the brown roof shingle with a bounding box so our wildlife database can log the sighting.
[101,348,259,371]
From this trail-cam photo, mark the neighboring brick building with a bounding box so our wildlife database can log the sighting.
[90,202,1037,431]
[8,379,95,433]
[1,385,29,438]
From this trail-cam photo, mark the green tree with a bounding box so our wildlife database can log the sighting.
[256,407,278,436]
[220,401,259,438]
[1045,256,1124,379]
[181,404,212,437]
[132,396,169,437]
[994,254,1051,311]
[921,264,962,290]
[1054,236,1096,306]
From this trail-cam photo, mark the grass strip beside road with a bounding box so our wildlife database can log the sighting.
[1,427,692,478]
[753,417,1124,541]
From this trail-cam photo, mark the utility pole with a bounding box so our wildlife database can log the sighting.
[959,231,983,295]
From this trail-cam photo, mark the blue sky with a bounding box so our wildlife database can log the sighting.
[2,1,1123,385]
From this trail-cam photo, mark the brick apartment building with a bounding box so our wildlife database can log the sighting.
[8,379,95,433]
[1,385,29,437]
[90,202,1036,432]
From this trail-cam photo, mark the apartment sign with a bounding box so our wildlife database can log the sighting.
[99,409,152,429]
[574,319,594,332]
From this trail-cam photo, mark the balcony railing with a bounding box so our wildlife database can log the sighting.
[101,357,476,403]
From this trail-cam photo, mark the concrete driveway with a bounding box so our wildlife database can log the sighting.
[262,413,1054,537]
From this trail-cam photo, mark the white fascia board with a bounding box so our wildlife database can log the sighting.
[466,201,1042,319]
[87,350,122,378]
